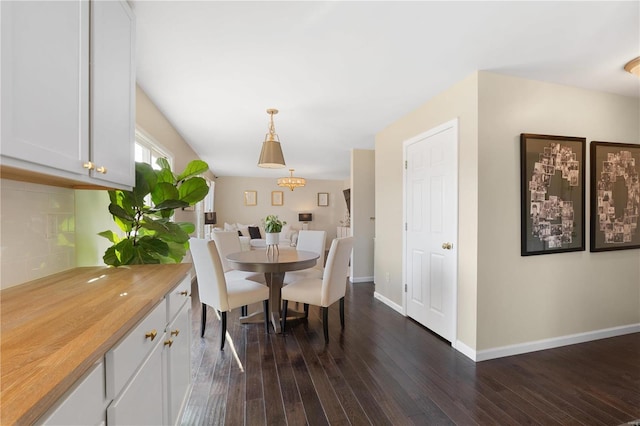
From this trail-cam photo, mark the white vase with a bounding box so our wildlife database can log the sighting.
[265,232,280,246]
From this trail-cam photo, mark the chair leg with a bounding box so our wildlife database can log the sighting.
[304,303,309,318]
[282,300,289,333]
[263,300,270,334]
[201,303,207,338]
[340,297,345,329]
[322,306,329,343]
[220,311,227,350]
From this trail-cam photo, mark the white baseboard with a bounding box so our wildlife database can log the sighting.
[452,340,477,362]
[373,291,404,315]
[350,276,373,283]
[460,323,640,362]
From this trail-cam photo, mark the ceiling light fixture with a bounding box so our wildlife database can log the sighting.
[624,56,640,77]
[258,108,286,168]
[278,169,306,191]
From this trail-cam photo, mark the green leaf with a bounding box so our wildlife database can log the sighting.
[133,162,156,206]
[151,199,189,211]
[156,168,175,185]
[176,221,196,235]
[176,160,208,181]
[178,177,209,204]
[157,221,190,243]
[140,216,171,234]
[138,236,170,257]
[151,182,179,206]
[109,203,135,222]
[165,241,188,262]
[103,246,121,267]
[115,239,135,265]
[156,157,172,171]
[98,230,120,244]
[130,245,161,264]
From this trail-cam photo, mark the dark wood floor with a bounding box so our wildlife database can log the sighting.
[181,280,640,425]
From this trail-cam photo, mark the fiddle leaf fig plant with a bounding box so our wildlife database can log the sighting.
[99,158,209,266]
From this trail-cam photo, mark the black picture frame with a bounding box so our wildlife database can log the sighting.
[520,133,586,256]
[589,141,640,252]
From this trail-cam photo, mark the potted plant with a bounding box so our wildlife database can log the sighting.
[99,158,210,266]
[263,214,286,246]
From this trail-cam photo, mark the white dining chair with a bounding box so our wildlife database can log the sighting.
[281,237,354,343]
[189,238,270,350]
[283,230,327,285]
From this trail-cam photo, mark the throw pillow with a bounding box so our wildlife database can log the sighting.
[236,223,250,237]
[224,222,237,232]
[248,226,262,239]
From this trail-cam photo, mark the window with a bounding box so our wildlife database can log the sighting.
[135,128,173,169]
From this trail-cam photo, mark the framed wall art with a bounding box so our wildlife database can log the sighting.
[271,191,283,206]
[318,192,329,207]
[520,133,586,256]
[590,141,640,252]
[244,190,257,206]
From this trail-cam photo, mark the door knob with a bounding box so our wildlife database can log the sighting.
[442,242,453,250]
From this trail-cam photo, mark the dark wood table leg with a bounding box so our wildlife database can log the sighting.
[264,271,285,333]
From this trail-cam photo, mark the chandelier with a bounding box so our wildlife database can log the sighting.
[257,108,286,168]
[278,169,306,191]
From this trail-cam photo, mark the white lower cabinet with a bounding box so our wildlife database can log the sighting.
[105,279,192,425]
[165,303,192,425]
[38,361,108,426]
[107,338,165,425]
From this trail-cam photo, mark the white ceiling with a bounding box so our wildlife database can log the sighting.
[133,1,640,181]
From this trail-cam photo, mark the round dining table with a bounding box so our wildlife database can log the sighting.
[226,249,319,333]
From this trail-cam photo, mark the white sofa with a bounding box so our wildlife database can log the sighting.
[217,222,298,250]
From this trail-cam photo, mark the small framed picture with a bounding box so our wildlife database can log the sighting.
[318,192,329,207]
[244,190,257,206]
[271,191,283,206]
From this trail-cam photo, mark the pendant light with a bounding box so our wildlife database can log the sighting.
[257,108,286,168]
[278,169,306,191]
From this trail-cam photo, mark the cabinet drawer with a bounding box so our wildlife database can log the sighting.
[105,300,166,399]
[166,275,190,323]
[38,361,106,426]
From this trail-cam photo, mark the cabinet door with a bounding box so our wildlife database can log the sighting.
[107,338,165,425]
[90,0,135,187]
[166,305,192,425]
[38,361,106,426]
[1,1,89,174]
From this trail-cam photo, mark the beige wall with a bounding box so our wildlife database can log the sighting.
[476,72,640,351]
[351,149,375,282]
[375,70,640,354]
[375,73,479,348]
[214,176,347,247]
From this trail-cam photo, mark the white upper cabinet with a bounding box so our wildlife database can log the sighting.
[0,0,135,189]
[90,0,135,188]
[1,1,89,174]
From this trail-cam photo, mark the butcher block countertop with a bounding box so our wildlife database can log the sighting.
[0,264,192,425]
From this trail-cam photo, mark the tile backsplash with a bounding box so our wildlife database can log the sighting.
[0,179,76,289]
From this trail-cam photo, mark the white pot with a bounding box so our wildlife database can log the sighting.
[265,232,280,246]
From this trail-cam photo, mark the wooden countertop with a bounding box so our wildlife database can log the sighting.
[0,264,192,425]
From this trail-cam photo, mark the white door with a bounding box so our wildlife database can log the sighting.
[404,119,458,342]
